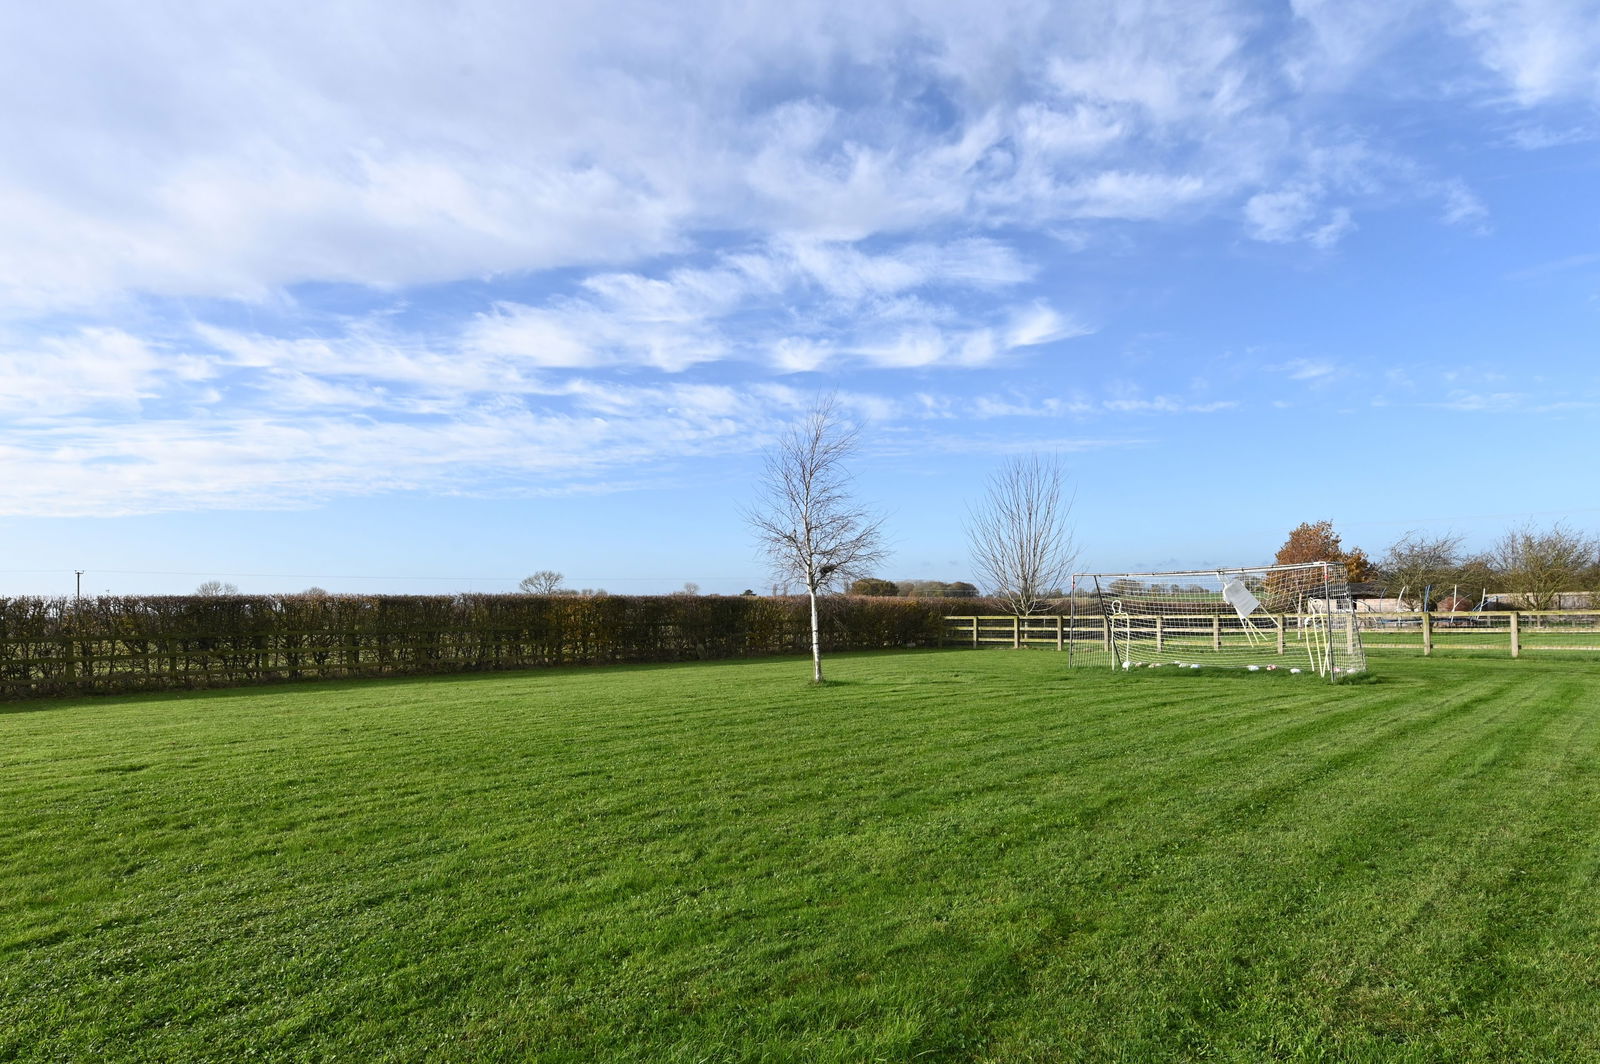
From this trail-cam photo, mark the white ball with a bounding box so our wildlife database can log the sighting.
[1290,668,1302,674]
[1247,665,1260,671]
[1190,664,1201,670]
[1122,660,1132,670]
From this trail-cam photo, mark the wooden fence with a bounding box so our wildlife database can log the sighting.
[942,610,1600,660]
[1351,610,1600,658]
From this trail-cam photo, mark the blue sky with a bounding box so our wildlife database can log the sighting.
[2,0,1598,596]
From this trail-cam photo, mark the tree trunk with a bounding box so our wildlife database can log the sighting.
[809,586,823,683]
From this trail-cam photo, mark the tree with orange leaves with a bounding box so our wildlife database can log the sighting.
[1273,520,1374,582]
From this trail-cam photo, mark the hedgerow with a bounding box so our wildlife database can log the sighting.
[0,593,1011,699]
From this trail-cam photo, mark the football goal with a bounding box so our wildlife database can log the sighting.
[1074,562,1367,678]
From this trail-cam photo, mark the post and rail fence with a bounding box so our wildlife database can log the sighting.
[941,610,1600,661]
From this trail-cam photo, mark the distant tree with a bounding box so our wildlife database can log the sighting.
[966,453,1077,615]
[1273,520,1374,581]
[194,580,239,596]
[1379,531,1465,608]
[1341,547,1375,583]
[518,570,563,595]
[1454,554,1499,605]
[300,586,330,599]
[740,589,758,597]
[848,577,900,596]
[896,579,980,598]
[748,395,886,683]
[1491,522,1599,610]
[678,582,700,596]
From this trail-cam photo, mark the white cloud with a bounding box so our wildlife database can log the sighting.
[1005,304,1091,348]
[1276,359,1341,381]
[1286,0,1431,89]
[1449,0,1600,106]
[0,0,1554,319]
[3,0,1595,523]
[0,328,202,418]
[460,237,1077,374]
[1245,184,1326,243]
[1507,122,1600,148]
[1308,207,1358,247]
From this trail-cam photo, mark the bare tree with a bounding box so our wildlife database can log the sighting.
[194,580,239,596]
[1491,522,1599,610]
[748,396,886,683]
[518,570,563,595]
[1378,531,1464,608]
[966,453,1077,616]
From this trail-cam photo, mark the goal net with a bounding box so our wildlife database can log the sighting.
[1074,562,1367,677]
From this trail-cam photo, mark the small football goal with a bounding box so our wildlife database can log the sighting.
[1074,562,1367,678]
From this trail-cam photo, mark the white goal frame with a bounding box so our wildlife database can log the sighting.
[1072,562,1367,678]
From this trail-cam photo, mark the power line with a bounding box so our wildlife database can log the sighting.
[0,568,757,582]
[1333,506,1600,529]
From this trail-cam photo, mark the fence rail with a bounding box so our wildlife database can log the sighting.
[942,610,1600,660]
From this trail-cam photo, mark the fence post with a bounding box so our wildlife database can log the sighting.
[971,616,979,648]
[1102,616,1111,651]
[1509,612,1520,659]
[1277,615,1286,656]
[1212,615,1221,651]
[1013,615,1020,649]
[1422,612,1433,657]
[1055,614,1063,651]
[1155,615,1164,652]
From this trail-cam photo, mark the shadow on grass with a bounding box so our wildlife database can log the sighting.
[0,647,973,715]
[1114,666,1388,686]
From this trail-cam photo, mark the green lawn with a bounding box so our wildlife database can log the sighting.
[5,651,1600,1062]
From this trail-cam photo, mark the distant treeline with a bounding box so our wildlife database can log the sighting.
[846,578,983,597]
[1273,521,1600,611]
[0,592,1020,700]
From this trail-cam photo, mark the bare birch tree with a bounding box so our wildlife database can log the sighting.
[966,453,1077,616]
[748,396,885,683]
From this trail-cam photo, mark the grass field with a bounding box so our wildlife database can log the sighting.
[5,651,1600,1062]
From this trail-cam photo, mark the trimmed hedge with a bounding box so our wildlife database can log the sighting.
[0,593,1009,700]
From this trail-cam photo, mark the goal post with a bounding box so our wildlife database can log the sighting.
[1074,562,1367,678]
